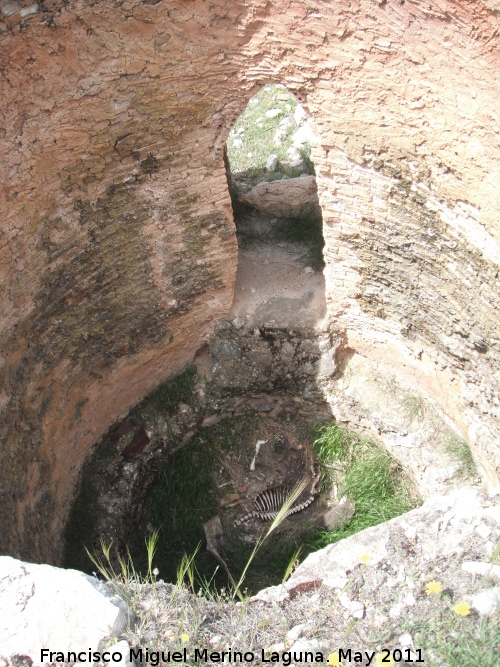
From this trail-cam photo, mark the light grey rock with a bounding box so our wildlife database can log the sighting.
[266,642,286,654]
[238,176,319,217]
[286,624,307,641]
[20,4,38,18]
[245,344,273,368]
[475,523,492,539]
[462,561,500,580]
[250,584,289,604]
[285,147,304,168]
[339,594,365,619]
[232,317,245,329]
[104,640,134,667]
[291,521,390,588]
[350,600,365,619]
[404,592,416,606]
[389,602,404,618]
[266,154,278,171]
[322,500,356,531]
[321,575,349,590]
[265,108,283,118]
[209,635,222,646]
[204,516,224,555]
[290,639,320,656]
[398,632,413,649]
[466,587,500,616]
[294,104,307,125]
[210,338,242,359]
[292,123,314,148]
[1,2,20,18]
[0,556,128,664]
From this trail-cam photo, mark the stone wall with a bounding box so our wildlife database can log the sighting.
[1,0,499,562]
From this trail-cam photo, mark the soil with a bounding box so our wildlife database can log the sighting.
[230,208,326,329]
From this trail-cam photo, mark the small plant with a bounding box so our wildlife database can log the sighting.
[87,531,160,606]
[176,546,199,593]
[445,435,478,479]
[297,144,316,175]
[312,423,361,492]
[226,84,314,186]
[406,604,500,667]
[308,424,420,551]
[282,544,303,583]
[402,392,426,423]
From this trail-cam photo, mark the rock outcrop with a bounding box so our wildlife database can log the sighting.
[239,175,320,217]
[0,556,127,663]
[252,488,500,617]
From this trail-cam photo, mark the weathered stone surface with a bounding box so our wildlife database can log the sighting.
[239,176,319,217]
[0,0,499,564]
[0,556,127,663]
[255,488,500,609]
[462,561,500,580]
[466,587,500,616]
[103,641,134,667]
[322,499,356,531]
[266,154,278,172]
[339,594,365,619]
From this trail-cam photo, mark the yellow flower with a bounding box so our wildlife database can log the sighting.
[375,654,393,666]
[359,553,372,564]
[426,580,443,595]
[327,653,342,666]
[453,601,471,616]
[180,633,190,642]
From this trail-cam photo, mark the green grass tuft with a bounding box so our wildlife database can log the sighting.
[307,424,419,551]
[402,393,426,423]
[445,435,478,479]
[406,609,500,667]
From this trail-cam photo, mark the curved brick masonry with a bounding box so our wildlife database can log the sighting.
[1,0,499,563]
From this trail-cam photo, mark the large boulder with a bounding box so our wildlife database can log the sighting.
[238,175,320,218]
[0,556,128,665]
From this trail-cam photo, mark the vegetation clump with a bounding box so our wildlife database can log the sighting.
[445,435,478,479]
[132,416,419,595]
[308,424,420,550]
[226,84,314,186]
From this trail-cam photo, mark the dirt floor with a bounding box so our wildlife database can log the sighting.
[230,208,326,329]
